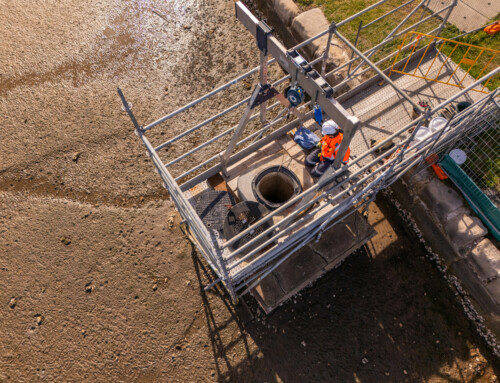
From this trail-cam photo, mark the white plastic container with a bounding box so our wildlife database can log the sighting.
[429,116,450,134]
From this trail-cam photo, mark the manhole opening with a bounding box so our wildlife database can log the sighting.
[252,166,302,210]
[258,173,295,204]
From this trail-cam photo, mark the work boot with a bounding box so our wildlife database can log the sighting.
[311,160,333,178]
[305,148,321,167]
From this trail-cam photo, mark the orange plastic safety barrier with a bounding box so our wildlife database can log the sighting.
[484,21,500,35]
[431,163,448,180]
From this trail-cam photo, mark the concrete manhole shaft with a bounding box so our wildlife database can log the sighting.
[252,166,302,210]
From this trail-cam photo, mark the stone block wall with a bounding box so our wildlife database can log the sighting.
[409,169,500,307]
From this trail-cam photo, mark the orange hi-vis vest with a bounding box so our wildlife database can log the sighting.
[320,133,350,163]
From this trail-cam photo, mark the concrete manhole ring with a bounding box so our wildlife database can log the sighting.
[252,165,302,210]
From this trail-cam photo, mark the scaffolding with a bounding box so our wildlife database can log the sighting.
[117,0,499,306]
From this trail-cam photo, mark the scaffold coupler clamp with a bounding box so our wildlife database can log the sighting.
[329,21,337,34]
[315,230,323,242]
[251,84,279,108]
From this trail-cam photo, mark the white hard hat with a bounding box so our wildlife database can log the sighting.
[322,120,339,135]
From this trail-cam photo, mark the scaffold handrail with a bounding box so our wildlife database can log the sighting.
[147,0,456,175]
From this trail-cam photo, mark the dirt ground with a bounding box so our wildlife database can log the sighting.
[1,0,500,382]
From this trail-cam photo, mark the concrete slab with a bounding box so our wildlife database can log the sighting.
[427,0,499,32]
[486,278,500,309]
[251,272,285,310]
[469,238,500,281]
[272,245,327,294]
[445,212,489,247]
[469,252,499,282]
[236,169,259,202]
[421,178,466,222]
[473,238,500,261]
[309,212,374,263]
[226,135,316,219]
[225,141,285,192]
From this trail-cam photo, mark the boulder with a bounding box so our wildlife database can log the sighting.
[445,213,488,248]
[271,0,300,26]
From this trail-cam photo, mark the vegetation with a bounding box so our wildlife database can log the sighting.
[484,159,500,190]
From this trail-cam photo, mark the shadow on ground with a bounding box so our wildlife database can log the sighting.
[191,194,500,382]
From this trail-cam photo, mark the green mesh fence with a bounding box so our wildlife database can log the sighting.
[440,154,500,242]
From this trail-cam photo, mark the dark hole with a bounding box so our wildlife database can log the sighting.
[258,172,295,204]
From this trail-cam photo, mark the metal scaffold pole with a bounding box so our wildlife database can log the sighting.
[260,51,268,125]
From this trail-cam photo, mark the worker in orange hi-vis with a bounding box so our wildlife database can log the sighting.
[305,119,350,177]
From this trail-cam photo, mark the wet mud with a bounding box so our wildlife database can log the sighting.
[1,0,499,381]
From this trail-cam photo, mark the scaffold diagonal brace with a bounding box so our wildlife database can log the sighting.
[221,83,263,175]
